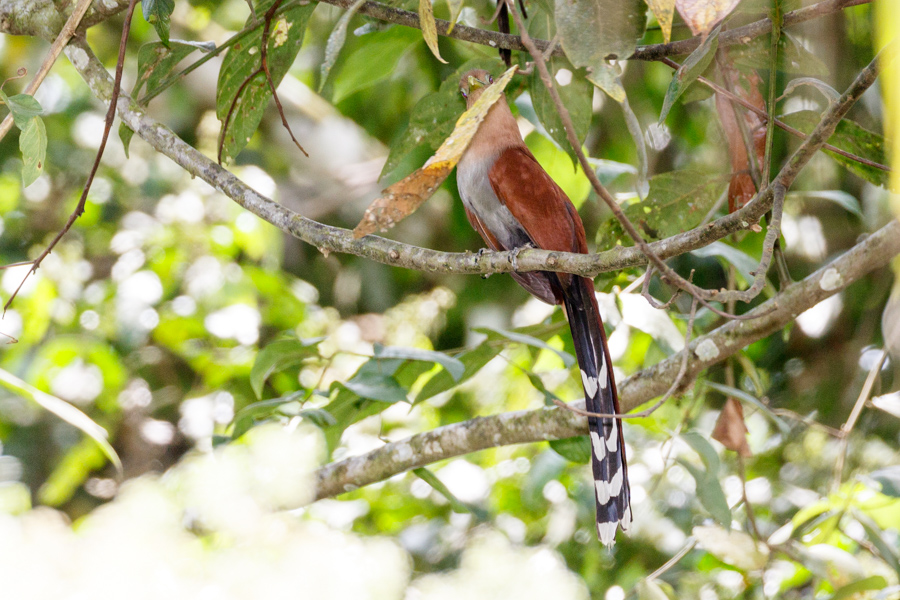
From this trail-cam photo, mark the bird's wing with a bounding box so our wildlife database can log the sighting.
[487,146,589,255]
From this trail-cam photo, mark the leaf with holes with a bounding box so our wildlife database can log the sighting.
[555,0,645,100]
[596,170,727,248]
[142,0,175,44]
[216,0,315,163]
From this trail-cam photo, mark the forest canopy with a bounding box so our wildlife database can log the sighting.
[0,0,899,597]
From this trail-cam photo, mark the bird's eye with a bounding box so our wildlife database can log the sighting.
[488,74,494,83]
[461,90,468,99]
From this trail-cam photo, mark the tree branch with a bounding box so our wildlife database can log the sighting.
[63,37,774,280]
[314,218,900,499]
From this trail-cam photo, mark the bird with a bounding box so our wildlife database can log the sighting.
[456,69,631,546]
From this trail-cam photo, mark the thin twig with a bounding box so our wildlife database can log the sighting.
[0,0,93,144]
[3,0,139,314]
[738,455,762,540]
[259,0,309,157]
[771,408,842,437]
[832,349,888,490]
[645,538,698,583]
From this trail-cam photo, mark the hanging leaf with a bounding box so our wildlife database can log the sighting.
[415,342,502,404]
[870,466,900,497]
[250,337,325,398]
[691,241,759,286]
[320,0,368,91]
[730,32,828,76]
[712,398,752,457]
[134,41,213,101]
[4,93,43,129]
[446,0,464,33]
[646,0,676,43]
[354,65,518,238]
[675,0,740,37]
[658,23,720,124]
[413,467,481,514]
[20,116,46,188]
[596,170,727,248]
[419,0,447,63]
[216,0,316,163]
[142,0,175,44]
[555,0,645,100]
[549,436,592,464]
[529,59,592,165]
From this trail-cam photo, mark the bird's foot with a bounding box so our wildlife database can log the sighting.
[509,245,530,272]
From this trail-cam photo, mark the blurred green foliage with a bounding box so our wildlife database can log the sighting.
[0,0,898,598]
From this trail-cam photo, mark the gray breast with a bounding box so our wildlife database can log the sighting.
[456,155,532,251]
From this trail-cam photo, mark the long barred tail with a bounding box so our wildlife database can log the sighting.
[562,276,631,546]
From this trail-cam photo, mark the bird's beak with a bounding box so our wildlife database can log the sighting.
[467,75,487,91]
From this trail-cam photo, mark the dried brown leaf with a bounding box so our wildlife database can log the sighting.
[675,0,741,37]
[712,397,752,457]
[353,66,518,238]
[715,61,766,212]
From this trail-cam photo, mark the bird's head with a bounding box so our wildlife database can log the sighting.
[459,69,495,108]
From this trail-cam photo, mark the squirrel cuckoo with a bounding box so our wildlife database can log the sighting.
[457,70,631,545]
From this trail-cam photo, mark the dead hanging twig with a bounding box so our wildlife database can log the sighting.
[3,0,140,314]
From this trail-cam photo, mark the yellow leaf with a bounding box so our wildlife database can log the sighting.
[446,0,464,34]
[646,0,676,44]
[675,0,740,37]
[354,65,518,238]
[419,0,447,64]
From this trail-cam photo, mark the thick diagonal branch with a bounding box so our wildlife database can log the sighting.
[314,218,900,499]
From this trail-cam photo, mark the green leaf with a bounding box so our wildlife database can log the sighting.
[373,344,465,381]
[413,467,477,514]
[474,325,575,367]
[778,110,888,187]
[217,1,316,163]
[659,24,720,124]
[829,576,887,600]
[232,393,304,438]
[692,241,760,287]
[788,190,862,218]
[530,58,592,164]
[134,41,209,102]
[250,338,324,398]
[338,370,408,404]
[319,0,368,91]
[596,170,727,249]
[730,31,828,76]
[0,367,122,477]
[555,0,645,100]
[142,0,175,45]
[870,466,900,497]
[681,460,732,527]
[681,430,721,474]
[415,341,501,404]
[19,116,46,188]
[549,436,591,464]
[119,122,135,158]
[332,26,421,104]
[855,511,900,579]
[6,93,43,129]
